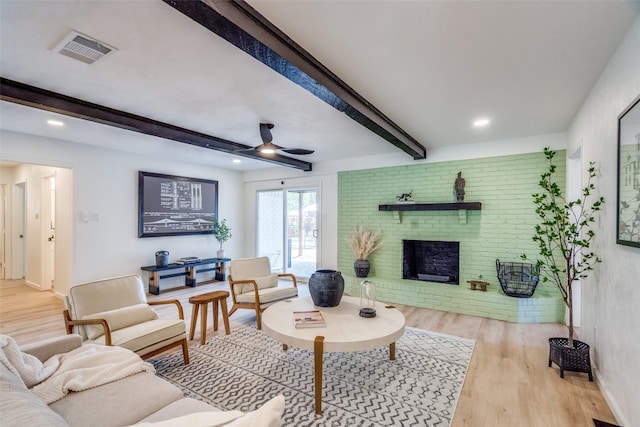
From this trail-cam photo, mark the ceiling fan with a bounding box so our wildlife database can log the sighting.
[251,123,315,155]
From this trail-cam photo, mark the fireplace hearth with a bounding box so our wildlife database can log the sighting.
[403,240,459,285]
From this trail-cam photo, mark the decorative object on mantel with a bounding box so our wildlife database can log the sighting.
[359,280,376,317]
[454,171,465,202]
[396,190,415,204]
[347,226,382,278]
[308,269,344,307]
[467,280,489,291]
[211,218,232,259]
[522,147,604,381]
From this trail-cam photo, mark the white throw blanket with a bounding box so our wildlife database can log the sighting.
[0,334,60,388]
[0,334,155,404]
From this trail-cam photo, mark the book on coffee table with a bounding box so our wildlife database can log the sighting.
[293,310,326,328]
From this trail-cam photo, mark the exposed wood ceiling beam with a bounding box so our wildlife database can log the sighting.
[0,78,313,172]
[164,0,427,160]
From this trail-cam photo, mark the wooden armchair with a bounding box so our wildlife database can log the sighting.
[227,257,298,329]
[62,274,189,364]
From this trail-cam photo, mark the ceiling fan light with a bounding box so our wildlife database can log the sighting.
[259,142,277,154]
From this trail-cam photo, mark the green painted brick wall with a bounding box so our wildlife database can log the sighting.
[337,151,566,323]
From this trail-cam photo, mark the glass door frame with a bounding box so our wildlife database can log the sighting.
[256,185,320,279]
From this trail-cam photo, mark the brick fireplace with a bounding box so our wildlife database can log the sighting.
[402,240,459,285]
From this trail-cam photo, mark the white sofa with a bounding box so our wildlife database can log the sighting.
[0,334,284,427]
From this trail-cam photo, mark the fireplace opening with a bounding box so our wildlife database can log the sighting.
[403,240,459,285]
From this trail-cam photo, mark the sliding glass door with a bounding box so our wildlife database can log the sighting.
[257,188,318,279]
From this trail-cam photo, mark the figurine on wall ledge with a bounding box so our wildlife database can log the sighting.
[396,190,414,203]
[454,172,465,202]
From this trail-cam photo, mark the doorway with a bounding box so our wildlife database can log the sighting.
[13,181,25,280]
[42,175,55,291]
[256,188,318,279]
[5,165,72,294]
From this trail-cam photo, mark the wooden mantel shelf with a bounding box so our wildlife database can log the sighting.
[378,202,481,211]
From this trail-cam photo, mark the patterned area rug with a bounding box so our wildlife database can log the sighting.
[152,325,475,427]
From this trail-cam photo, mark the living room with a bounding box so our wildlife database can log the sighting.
[1,1,639,426]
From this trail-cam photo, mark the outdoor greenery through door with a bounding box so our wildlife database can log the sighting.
[257,188,317,279]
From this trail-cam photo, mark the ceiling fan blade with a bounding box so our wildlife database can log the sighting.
[255,123,313,155]
[259,123,274,143]
[281,148,315,155]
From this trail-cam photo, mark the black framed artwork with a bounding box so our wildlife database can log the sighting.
[138,171,218,238]
[617,94,640,248]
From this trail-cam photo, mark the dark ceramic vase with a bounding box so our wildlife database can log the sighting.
[309,269,345,307]
[155,251,169,268]
[354,259,370,278]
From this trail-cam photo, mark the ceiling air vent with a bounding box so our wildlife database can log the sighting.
[54,31,117,65]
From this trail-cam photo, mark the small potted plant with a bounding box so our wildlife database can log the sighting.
[212,218,232,259]
[347,225,382,277]
[522,147,604,381]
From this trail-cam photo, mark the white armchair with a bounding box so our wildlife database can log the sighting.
[227,257,298,329]
[62,274,189,364]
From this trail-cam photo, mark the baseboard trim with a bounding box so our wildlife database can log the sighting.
[24,280,41,290]
[594,366,628,427]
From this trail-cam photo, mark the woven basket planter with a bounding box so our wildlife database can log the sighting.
[548,337,593,381]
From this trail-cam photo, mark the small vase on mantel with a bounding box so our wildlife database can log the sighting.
[217,250,225,259]
[354,259,370,278]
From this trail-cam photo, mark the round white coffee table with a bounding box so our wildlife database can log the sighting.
[262,295,406,415]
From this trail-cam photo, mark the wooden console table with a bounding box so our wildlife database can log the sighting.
[140,258,230,295]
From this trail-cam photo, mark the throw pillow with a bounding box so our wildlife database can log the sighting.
[237,274,278,294]
[226,395,285,427]
[81,304,158,340]
[130,395,285,427]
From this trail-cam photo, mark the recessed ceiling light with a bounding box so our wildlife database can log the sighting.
[473,118,490,127]
[47,120,64,127]
[232,159,241,164]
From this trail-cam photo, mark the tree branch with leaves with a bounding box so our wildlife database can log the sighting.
[523,147,604,347]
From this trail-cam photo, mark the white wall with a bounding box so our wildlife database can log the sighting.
[1,130,244,295]
[567,15,640,427]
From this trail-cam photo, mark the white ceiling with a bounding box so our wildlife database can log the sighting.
[1,0,638,171]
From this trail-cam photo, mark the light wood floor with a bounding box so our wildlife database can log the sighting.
[0,279,616,427]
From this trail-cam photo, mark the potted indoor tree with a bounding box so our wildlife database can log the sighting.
[523,147,604,381]
[212,218,232,259]
[347,225,382,277]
